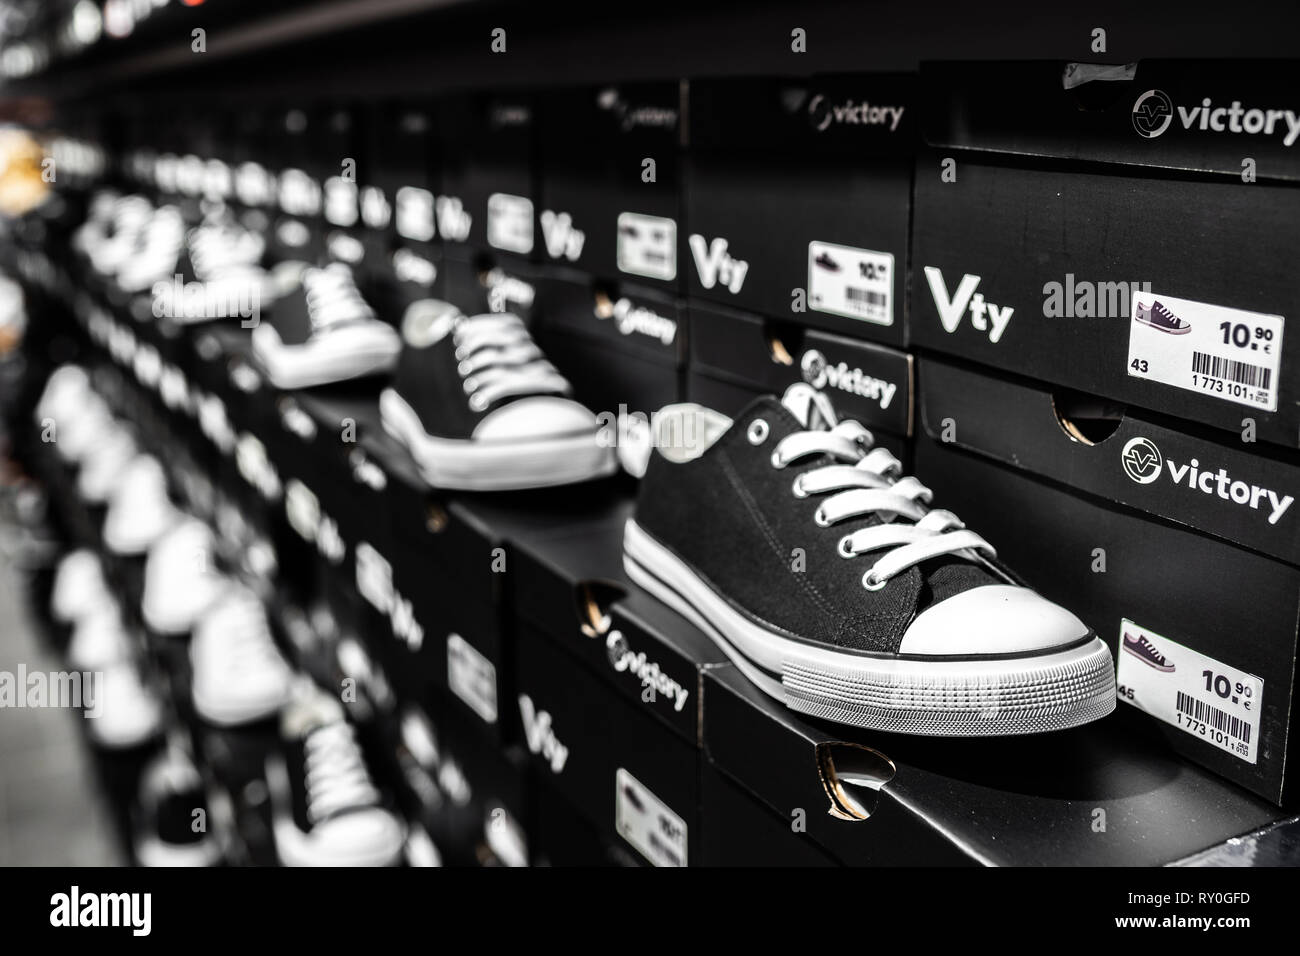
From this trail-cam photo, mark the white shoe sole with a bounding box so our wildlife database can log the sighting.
[252,324,400,390]
[135,833,223,867]
[623,519,1117,737]
[379,388,617,491]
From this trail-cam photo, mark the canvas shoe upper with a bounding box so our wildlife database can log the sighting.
[189,585,294,727]
[624,384,1116,736]
[266,687,405,867]
[379,302,616,490]
[251,262,400,389]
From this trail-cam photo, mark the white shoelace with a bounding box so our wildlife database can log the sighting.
[452,314,570,412]
[772,417,996,591]
[302,721,380,823]
[188,223,264,279]
[302,265,374,330]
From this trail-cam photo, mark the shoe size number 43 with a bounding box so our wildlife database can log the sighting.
[1127,291,1284,413]
[1116,619,1263,765]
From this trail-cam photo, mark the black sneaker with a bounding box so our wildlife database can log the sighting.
[624,384,1116,736]
[1122,631,1175,672]
[380,302,616,490]
[1135,300,1191,335]
[265,689,405,867]
[150,217,276,326]
[133,746,223,867]
[252,262,400,389]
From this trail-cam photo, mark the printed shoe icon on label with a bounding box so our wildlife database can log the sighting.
[1123,631,1176,672]
[814,251,841,272]
[1135,299,1192,335]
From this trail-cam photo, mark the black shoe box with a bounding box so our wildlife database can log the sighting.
[514,628,698,867]
[438,92,536,264]
[684,74,914,345]
[914,362,1300,804]
[703,663,1286,865]
[531,270,684,419]
[420,688,535,866]
[537,83,683,293]
[511,509,727,866]
[699,762,838,867]
[909,63,1300,452]
[687,300,913,458]
[921,59,1300,184]
[442,254,539,323]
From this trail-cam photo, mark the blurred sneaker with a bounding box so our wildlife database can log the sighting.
[77,427,138,505]
[103,456,181,557]
[190,586,293,726]
[50,548,112,624]
[141,519,226,635]
[252,262,400,389]
[265,688,404,866]
[68,605,133,672]
[86,661,163,750]
[379,305,614,489]
[134,746,223,867]
[115,205,186,295]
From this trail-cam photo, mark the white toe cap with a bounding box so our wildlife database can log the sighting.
[471,396,597,442]
[898,585,1089,657]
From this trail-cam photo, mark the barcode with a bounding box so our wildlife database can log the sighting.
[1176,691,1252,744]
[1193,351,1272,390]
[846,287,886,308]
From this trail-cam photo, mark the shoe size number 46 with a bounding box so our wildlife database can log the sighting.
[1116,619,1263,765]
[1127,291,1284,413]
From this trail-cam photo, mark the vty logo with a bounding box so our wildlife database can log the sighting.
[689,235,749,294]
[539,210,585,261]
[923,267,1014,343]
[1120,437,1163,484]
[435,196,472,242]
[518,694,568,773]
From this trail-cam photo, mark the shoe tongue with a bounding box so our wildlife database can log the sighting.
[780,383,837,431]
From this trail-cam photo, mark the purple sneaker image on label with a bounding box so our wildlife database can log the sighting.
[1135,300,1192,335]
[1123,631,1175,672]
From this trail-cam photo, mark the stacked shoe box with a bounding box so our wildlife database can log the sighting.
[910,59,1300,805]
[532,82,686,419]
[510,501,728,866]
[683,74,916,461]
[437,91,540,321]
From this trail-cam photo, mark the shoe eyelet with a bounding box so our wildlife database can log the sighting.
[791,475,808,498]
[862,570,887,591]
[468,393,488,413]
[813,507,831,528]
[746,419,769,445]
[837,536,855,558]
